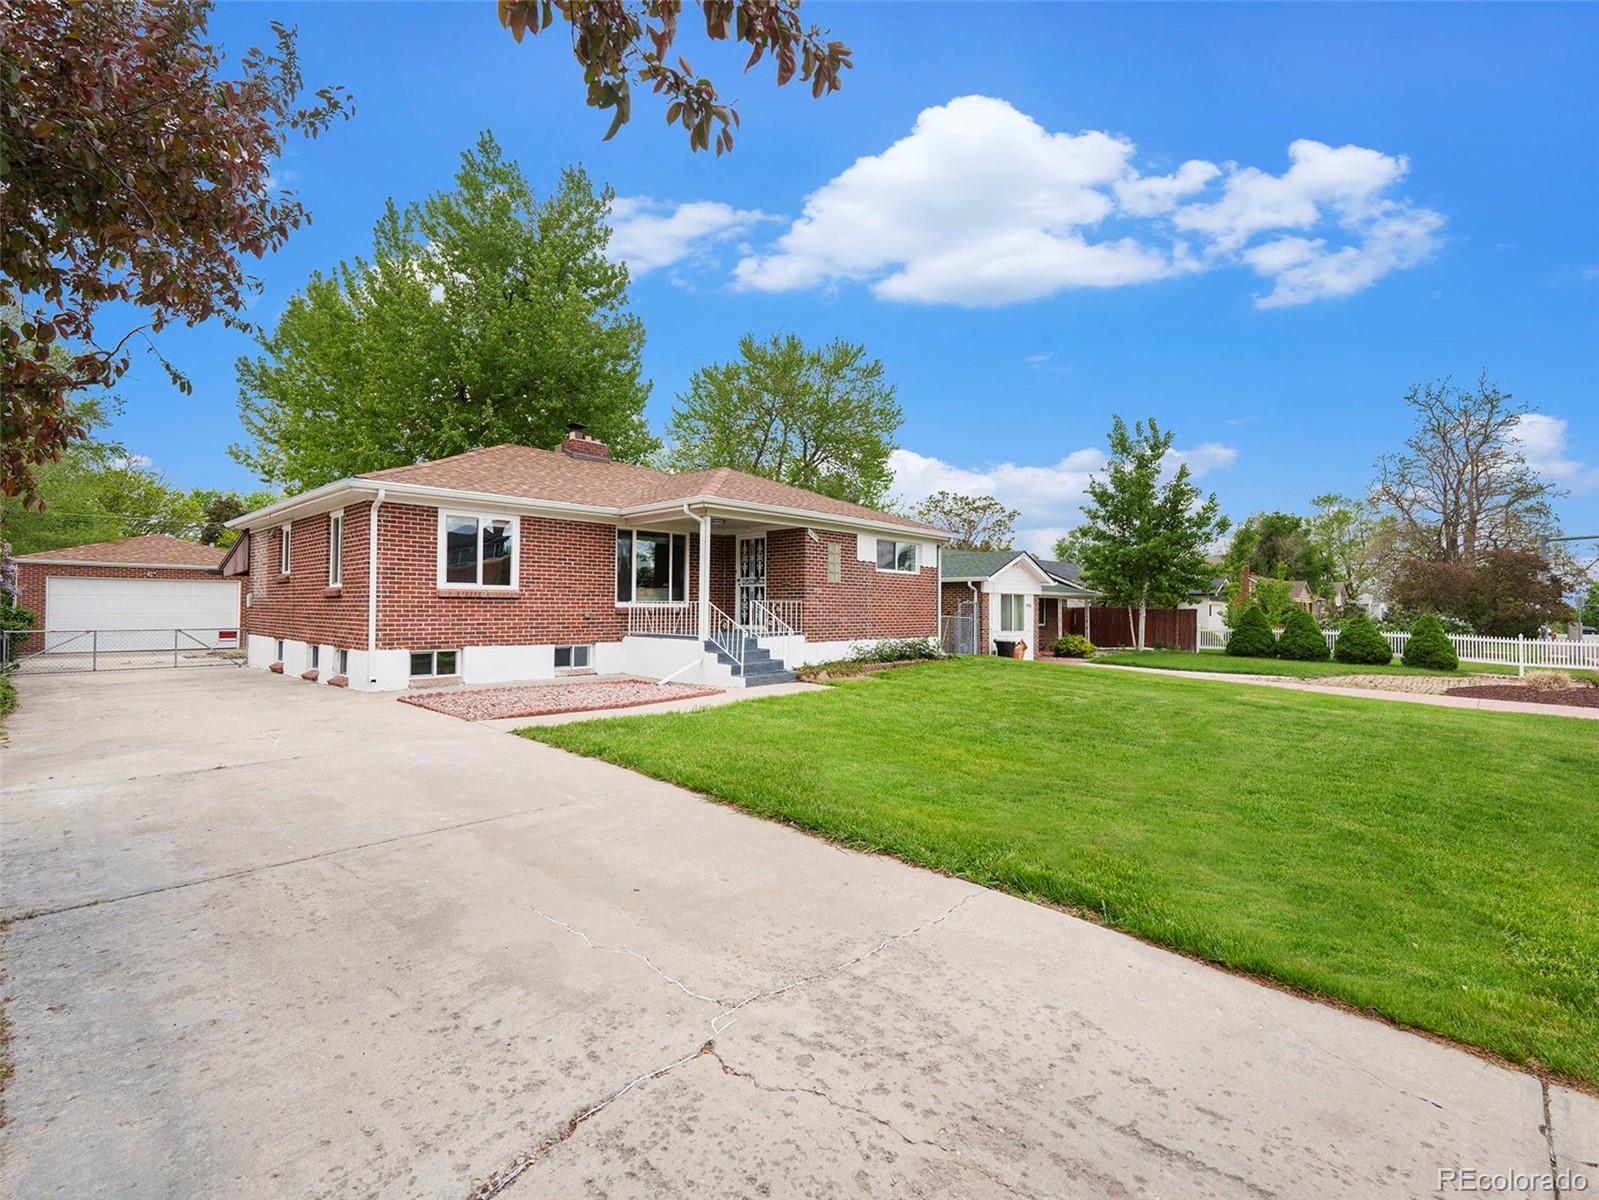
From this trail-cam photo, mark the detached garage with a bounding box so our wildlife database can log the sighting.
[14,535,241,652]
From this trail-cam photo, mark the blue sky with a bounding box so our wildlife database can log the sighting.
[107,2,1599,553]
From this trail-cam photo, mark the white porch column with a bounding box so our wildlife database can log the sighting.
[697,511,711,643]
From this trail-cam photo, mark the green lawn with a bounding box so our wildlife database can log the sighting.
[521,657,1599,1085]
[1096,648,1598,681]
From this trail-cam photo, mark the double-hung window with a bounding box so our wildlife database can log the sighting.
[875,538,918,573]
[327,511,343,586]
[439,513,516,588]
[279,524,292,574]
[615,529,687,604]
[999,594,1026,632]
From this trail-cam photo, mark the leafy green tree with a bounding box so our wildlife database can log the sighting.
[1051,528,1090,564]
[2,0,350,505]
[1225,577,1295,629]
[666,332,902,506]
[495,1,851,152]
[0,399,203,555]
[1223,510,1334,593]
[912,492,1017,551]
[1225,605,1277,658]
[1074,416,1229,651]
[1276,609,1330,661]
[188,488,279,546]
[1334,612,1394,665]
[233,133,654,491]
[1308,492,1396,601]
[1402,614,1459,670]
[1581,582,1599,630]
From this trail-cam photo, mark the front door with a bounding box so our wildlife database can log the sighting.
[737,535,767,627]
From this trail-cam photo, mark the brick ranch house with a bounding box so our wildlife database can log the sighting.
[224,426,951,690]
[13,534,242,652]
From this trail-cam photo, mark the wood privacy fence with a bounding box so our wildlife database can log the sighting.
[1068,606,1197,652]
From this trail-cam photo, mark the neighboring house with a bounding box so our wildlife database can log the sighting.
[12,535,241,651]
[938,550,1098,658]
[226,426,950,690]
[1182,577,1230,635]
[1238,568,1348,623]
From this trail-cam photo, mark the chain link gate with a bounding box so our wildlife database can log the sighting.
[940,601,977,655]
[1,629,245,675]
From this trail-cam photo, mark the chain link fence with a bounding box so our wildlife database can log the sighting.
[1,629,245,675]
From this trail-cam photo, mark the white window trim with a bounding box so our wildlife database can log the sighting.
[327,510,343,587]
[279,523,292,575]
[436,510,519,589]
[614,527,689,607]
[875,538,919,574]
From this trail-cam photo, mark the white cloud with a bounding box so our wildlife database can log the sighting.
[731,96,1441,309]
[1510,413,1599,492]
[891,438,1236,554]
[607,197,774,276]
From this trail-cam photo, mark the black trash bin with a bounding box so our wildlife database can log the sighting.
[994,640,1017,658]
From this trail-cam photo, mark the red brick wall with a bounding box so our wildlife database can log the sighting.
[367,504,707,651]
[15,562,243,632]
[939,580,988,652]
[244,505,936,653]
[766,528,936,643]
[247,504,371,652]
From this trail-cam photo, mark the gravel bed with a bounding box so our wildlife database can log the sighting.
[1444,685,1599,708]
[400,680,722,721]
[1312,672,1509,695]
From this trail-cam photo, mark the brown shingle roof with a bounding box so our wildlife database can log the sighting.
[16,534,223,568]
[358,444,938,533]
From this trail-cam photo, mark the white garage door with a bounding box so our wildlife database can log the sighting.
[46,577,241,651]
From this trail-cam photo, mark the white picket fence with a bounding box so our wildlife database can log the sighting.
[1197,625,1598,672]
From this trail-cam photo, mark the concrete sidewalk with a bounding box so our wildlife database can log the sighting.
[1057,656,1599,719]
[3,668,1594,1198]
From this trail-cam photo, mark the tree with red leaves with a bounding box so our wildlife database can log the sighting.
[1,0,351,506]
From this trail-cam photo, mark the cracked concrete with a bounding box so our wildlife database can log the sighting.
[3,668,1596,1198]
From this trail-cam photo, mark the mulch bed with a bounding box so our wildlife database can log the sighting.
[1444,685,1599,708]
[399,680,722,721]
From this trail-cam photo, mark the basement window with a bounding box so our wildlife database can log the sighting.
[275,638,284,661]
[311,645,320,669]
[337,649,349,676]
[409,649,459,677]
[554,645,592,670]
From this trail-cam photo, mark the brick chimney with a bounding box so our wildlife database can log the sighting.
[559,421,610,461]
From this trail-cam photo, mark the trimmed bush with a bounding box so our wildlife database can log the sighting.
[1051,634,1095,658]
[1275,609,1330,660]
[1334,612,1394,665]
[1225,605,1277,657]
[1402,614,1460,670]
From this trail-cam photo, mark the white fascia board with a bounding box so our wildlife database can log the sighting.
[229,479,950,543]
[625,495,952,542]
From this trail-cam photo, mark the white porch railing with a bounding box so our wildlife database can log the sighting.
[625,604,697,638]
[748,597,802,637]
[1200,624,1598,673]
[707,602,750,670]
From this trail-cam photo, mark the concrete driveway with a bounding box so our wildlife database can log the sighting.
[2,668,1593,1198]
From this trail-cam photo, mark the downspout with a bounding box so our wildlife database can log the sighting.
[367,488,385,685]
[968,580,982,655]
